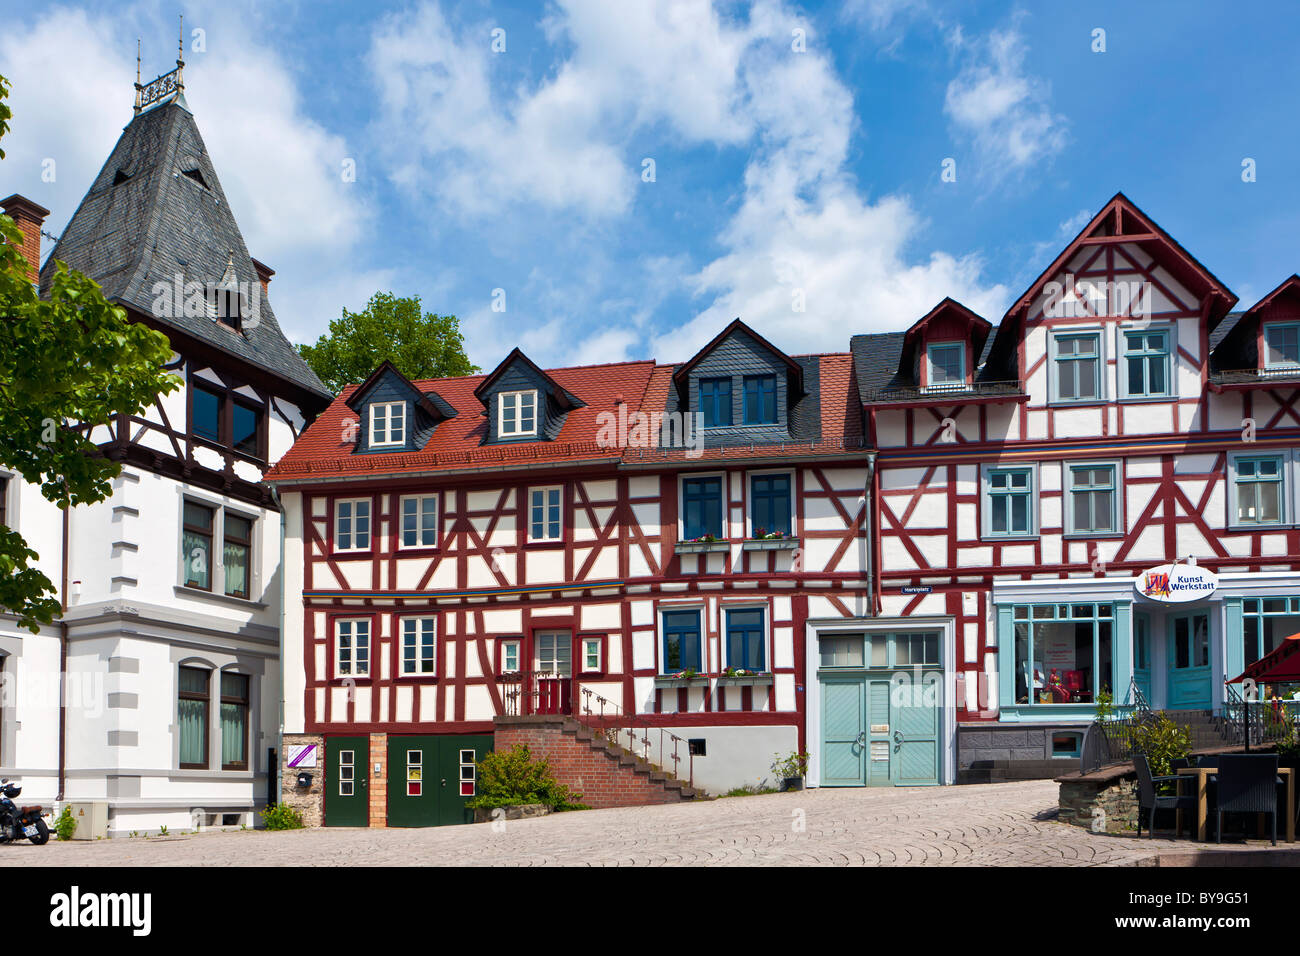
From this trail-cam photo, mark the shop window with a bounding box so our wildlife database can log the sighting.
[1241,597,1300,667]
[1012,603,1114,705]
[700,377,732,427]
[1066,463,1118,534]
[662,609,702,673]
[681,476,724,539]
[750,473,791,537]
[982,466,1035,537]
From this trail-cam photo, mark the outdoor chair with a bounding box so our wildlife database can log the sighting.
[1212,754,1280,846]
[1134,753,1195,839]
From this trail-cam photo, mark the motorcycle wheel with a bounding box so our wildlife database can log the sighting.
[27,818,49,846]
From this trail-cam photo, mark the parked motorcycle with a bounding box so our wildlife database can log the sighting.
[0,780,48,845]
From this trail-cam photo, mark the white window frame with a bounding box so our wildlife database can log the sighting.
[534,630,572,677]
[980,463,1038,539]
[925,341,966,391]
[335,618,371,678]
[1048,329,1105,404]
[368,401,406,448]
[499,639,521,674]
[1063,460,1122,536]
[1118,323,1175,400]
[1228,450,1291,528]
[398,493,439,549]
[581,637,602,673]
[528,485,563,542]
[399,616,436,676]
[334,498,372,552]
[1264,322,1300,369]
[498,389,539,438]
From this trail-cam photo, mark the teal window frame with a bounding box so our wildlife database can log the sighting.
[1264,323,1300,369]
[1065,462,1119,535]
[926,341,966,389]
[1230,453,1286,526]
[1051,332,1102,403]
[1240,596,1300,667]
[1008,603,1115,707]
[1122,328,1171,398]
[982,465,1036,537]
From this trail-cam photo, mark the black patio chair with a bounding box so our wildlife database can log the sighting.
[1213,754,1280,846]
[1134,753,1195,839]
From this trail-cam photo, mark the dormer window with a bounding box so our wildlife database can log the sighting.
[926,342,965,391]
[369,401,406,448]
[1264,324,1300,368]
[499,390,538,437]
[700,378,732,427]
[742,375,777,424]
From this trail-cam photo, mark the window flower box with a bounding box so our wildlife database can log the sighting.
[654,670,707,688]
[741,535,800,552]
[674,537,732,554]
[717,669,774,687]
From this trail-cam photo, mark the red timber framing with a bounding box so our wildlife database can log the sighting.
[866,193,1299,724]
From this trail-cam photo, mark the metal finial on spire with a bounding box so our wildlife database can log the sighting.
[133,38,143,114]
[135,19,186,115]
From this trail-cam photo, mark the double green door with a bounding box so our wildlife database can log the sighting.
[387,735,492,827]
[821,674,942,786]
[325,736,369,827]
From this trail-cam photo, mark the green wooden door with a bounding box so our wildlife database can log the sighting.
[1168,613,1211,709]
[387,735,492,827]
[866,679,893,785]
[892,672,942,785]
[324,736,368,827]
[1133,613,1152,705]
[820,679,866,786]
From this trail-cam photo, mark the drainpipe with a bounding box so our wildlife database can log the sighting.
[270,485,286,779]
[57,502,69,803]
[864,451,877,619]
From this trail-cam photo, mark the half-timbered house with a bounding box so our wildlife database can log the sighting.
[847,193,1300,783]
[267,320,879,826]
[0,62,332,834]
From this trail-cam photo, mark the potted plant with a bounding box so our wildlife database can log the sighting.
[771,750,810,792]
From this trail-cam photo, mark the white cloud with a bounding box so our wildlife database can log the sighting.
[943,23,1067,175]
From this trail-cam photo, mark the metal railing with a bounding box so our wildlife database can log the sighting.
[499,672,694,788]
[1223,683,1300,751]
[859,379,1026,404]
[1210,366,1300,386]
[1080,677,1154,774]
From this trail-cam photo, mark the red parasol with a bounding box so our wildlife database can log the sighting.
[1227,632,1300,684]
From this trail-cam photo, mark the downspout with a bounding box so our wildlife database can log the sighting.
[270,486,286,776]
[864,450,877,619]
[57,502,69,802]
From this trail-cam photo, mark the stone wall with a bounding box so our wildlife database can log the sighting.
[1058,772,1140,835]
[280,733,325,828]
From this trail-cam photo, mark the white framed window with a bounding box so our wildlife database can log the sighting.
[399,494,438,548]
[1049,331,1102,403]
[1264,323,1300,369]
[1120,326,1173,399]
[334,498,371,551]
[335,618,371,677]
[581,637,602,673]
[400,617,436,675]
[535,631,571,676]
[499,639,521,674]
[499,389,538,437]
[529,486,562,541]
[925,342,965,391]
[368,401,406,448]
[1064,462,1120,535]
[981,464,1037,538]
[1229,452,1288,526]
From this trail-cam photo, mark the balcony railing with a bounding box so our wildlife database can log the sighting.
[860,379,1027,404]
[500,671,694,788]
[1210,366,1300,387]
[1223,682,1300,750]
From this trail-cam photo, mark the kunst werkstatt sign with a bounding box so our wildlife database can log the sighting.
[1134,563,1218,603]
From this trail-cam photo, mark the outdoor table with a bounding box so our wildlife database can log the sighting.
[1177,765,1295,843]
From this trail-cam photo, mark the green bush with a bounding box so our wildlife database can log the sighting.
[260,803,305,830]
[54,805,77,841]
[1131,713,1192,785]
[465,744,586,811]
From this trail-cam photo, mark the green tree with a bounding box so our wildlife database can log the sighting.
[297,291,478,393]
[0,74,181,631]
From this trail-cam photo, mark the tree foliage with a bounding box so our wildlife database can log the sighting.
[0,73,181,630]
[297,291,478,393]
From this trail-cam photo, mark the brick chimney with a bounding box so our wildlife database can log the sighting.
[251,257,275,295]
[1,194,51,284]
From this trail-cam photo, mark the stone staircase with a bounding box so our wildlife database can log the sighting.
[494,714,702,808]
[1163,709,1243,750]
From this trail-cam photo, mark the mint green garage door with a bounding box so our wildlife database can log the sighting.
[818,632,943,787]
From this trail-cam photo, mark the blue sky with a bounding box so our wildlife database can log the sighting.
[2,1,1298,374]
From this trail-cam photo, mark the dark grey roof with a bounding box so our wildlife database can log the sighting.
[1209,311,1244,351]
[849,331,907,400]
[40,96,331,402]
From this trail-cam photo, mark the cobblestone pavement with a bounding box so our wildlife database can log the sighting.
[11,781,1294,866]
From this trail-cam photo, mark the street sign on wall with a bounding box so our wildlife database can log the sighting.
[1134,563,1218,603]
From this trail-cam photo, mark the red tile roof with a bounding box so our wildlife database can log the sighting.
[264,353,866,483]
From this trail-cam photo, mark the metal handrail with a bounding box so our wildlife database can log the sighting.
[860,379,1026,404]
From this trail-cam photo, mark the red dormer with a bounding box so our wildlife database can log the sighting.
[906,298,992,392]
[1210,274,1300,390]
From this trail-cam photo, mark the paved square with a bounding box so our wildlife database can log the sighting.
[12,781,1292,866]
